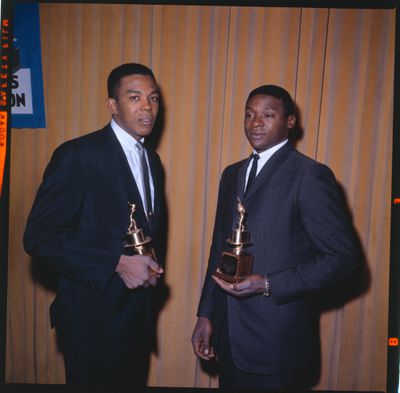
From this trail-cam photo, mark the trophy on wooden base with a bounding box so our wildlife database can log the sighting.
[214,198,253,283]
[125,202,157,261]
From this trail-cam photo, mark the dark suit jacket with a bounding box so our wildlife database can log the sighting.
[24,124,166,357]
[197,143,360,375]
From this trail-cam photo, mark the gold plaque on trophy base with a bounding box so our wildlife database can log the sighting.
[215,250,253,283]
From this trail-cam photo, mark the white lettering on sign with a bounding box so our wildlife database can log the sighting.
[11,68,33,114]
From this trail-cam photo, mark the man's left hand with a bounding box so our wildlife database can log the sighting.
[212,274,266,297]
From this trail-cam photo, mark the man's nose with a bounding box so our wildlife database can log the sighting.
[141,98,152,110]
[252,115,264,127]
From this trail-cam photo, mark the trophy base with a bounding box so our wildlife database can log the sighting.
[214,251,253,283]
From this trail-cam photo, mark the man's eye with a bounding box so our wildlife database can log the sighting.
[129,96,139,101]
[151,95,159,102]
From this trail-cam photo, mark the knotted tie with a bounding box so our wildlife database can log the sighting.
[135,141,153,223]
[245,154,260,195]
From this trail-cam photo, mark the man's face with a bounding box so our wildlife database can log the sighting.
[244,94,295,153]
[107,74,159,140]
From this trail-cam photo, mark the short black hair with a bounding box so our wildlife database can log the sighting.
[246,85,294,118]
[107,63,156,99]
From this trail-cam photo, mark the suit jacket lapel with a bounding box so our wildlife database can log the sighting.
[103,125,149,227]
[237,156,251,201]
[243,143,293,201]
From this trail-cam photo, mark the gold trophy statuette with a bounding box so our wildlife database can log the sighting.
[125,202,157,262]
[214,198,254,283]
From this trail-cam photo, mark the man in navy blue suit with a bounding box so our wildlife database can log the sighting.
[192,85,361,390]
[24,63,166,387]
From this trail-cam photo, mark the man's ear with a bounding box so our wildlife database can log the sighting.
[287,114,296,129]
[106,98,118,115]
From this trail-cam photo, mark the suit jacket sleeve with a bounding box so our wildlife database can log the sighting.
[197,168,229,318]
[267,163,361,304]
[23,140,119,293]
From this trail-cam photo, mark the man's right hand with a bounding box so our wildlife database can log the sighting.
[116,254,163,289]
[191,317,215,361]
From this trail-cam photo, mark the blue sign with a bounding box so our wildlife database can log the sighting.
[11,2,46,128]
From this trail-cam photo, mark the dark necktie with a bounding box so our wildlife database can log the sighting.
[245,153,260,194]
[136,141,153,223]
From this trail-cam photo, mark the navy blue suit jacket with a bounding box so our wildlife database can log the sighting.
[197,143,360,375]
[24,124,166,356]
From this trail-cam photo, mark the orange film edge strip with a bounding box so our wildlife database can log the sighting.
[388,337,399,346]
[0,110,7,197]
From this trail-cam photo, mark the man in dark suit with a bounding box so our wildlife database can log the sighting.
[192,85,361,390]
[24,63,166,387]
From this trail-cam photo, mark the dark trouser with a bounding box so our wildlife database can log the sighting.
[63,346,149,387]
[58,316,149,387]
[217,310,313,391]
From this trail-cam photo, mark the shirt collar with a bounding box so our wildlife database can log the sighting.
[111,119,144,151]
[254,139,288,162]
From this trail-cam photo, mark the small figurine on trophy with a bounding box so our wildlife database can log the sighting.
[125,202,157,261]
[214,198,254,283]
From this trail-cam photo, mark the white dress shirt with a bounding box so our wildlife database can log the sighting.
[111,119,154,210]
[245,139,288,190]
